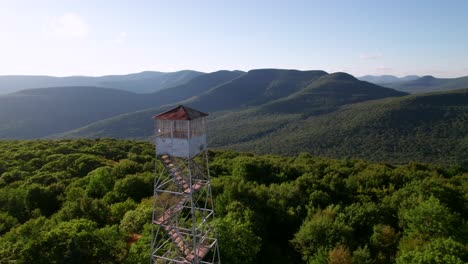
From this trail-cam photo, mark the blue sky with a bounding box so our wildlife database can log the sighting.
[1,0,467,77]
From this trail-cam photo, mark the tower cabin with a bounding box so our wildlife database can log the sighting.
[153,105,208,158]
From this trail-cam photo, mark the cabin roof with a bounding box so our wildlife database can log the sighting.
[153,105,208,120]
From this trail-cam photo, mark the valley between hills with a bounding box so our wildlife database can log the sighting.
[0,69,466,166]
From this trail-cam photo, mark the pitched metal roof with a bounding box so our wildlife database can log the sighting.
[153,105,208,120]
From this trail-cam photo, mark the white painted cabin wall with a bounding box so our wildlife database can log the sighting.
[156,134,206,158]
[189,134,207,157]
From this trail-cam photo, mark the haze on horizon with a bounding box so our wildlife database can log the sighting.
[1,0,467,78]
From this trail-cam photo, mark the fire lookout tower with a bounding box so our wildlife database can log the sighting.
[150,105,220,264]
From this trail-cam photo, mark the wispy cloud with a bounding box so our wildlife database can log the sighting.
[114,31,128,43]
[359,53,383,60]
[44,13,88,38]
[376,65,392,72]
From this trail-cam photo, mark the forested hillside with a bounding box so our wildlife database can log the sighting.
[186,69,329,111]
[0,71,242,139]
[210,89,468,166]
[57,71,406,140]
[59,88,467,166]
[0,139,466,263]
[256,72,406,115]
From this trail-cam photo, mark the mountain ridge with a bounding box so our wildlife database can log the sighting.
[0,70,243,138]
[55,88,467,165]
[0,70,204,94]
[358,75,420,84]
[383,75,468,93]
[55,70,408,140]
[186,69,329,112]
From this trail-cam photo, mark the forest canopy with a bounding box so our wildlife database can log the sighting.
[0,139,466,263]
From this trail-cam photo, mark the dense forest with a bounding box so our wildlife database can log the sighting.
[0,139,466,263]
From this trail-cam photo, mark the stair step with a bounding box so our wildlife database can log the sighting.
[193,183,204,191]
[177,241,184,248]
[185,245,211,262]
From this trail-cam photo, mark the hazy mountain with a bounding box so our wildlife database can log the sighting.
[259,72,407,115]
[358,75,419,84]
[187,69,329,111]
[0,70,204,94]
[0,87,150,139]
[0,70,242,138]
[148,70,245,107]
[384,75,468,93]
[99,70,204,93]
[399,75,421,82]
[56,71,406,139]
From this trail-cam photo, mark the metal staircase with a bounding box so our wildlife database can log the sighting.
[151,154,217,263]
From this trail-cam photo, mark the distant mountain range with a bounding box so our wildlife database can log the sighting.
[0,70,242,138]
[3,72,466,96]
[0,70,204,94]
[358,75,420,84]
[359,74,468,94]
[56,70,406,138]
[0,69,467,165]
[383,75,468,93]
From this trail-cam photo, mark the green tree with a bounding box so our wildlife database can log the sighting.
[72,155,105,176]
[25,183,63,216]
[87,167,115,198]
[370,224,398,263]
[0,212,18,235]
[120,199,152,234]
[291,206,353,261]
[351,245,373,264]
[112,159,142,178]
[0,160,6,175]
[113,174,152,202]
[110,198,137,224]
[328,245,352,264]
[399,196,459,237]
[21,219,126,264]
[217,201,262,264]
[396,237,467,264]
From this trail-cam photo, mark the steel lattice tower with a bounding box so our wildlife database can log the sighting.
[150,105,220,264]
